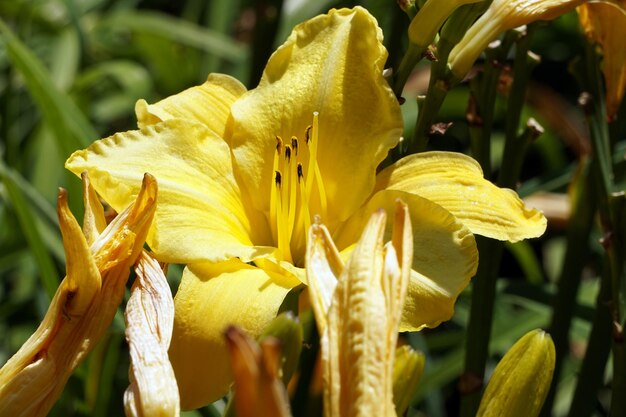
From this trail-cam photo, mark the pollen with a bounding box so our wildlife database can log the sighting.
[269,112,326,264]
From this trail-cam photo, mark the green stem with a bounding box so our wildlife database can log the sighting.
[540,158,596,417]
[567,265,613,417]
[459,28,535,417]
[393,44,425,99]
[248,0,284,87]
[460,238,504,417]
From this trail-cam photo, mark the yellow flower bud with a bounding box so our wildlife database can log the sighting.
[449,0,584,78]
[477,329,556,417]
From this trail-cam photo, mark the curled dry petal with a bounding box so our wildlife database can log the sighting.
[224,326,292,417]
[0,173,157,417]
[124,251,179,417]
[308,201,413,417]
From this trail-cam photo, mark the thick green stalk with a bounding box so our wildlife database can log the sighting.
[567,266,613,417]
[248,0,284,87]
[540,159,596,417]
[459,28,536,417]
[460,238,504,417]
[569,39,625,417]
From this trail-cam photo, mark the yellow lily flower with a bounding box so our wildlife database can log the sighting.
[307,201,412,417]
[577,0,626,121]
[449,0,585,78]
[477,329,555,417]
[65,6,545,408]
[0,174,156,417]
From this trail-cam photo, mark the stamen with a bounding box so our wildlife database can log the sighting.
[285,145,292,163]
[269,142,281,243]
[297,163,311,237]
[291,137,298,156]
[276,136,283,153]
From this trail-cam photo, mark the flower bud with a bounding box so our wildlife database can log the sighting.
[477,329,555,417]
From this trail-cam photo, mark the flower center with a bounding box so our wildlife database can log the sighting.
[270,112,327,264]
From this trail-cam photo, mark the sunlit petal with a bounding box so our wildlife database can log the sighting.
[375,152,547,242]
[136,73,246,137]
[335,190,478,331]
[230,7,402,226]
[169,260,300,410]
[66,118,273,264]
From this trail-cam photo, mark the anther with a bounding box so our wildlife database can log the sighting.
[276,136,283,153]
[297,163,303,180]
[285,146,292,162]
[305,125,312,144]
[291,137,298,156]
[275,171,282,187]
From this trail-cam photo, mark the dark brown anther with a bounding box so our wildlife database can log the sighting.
[305,125,312,143]
[297,163,303,180]
[276,136,283,154]
[275,171,282,187]
[291,137,298,156]
[285,146,292,162]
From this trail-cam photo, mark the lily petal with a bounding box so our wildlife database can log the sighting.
[578,1,626,121]
[230,7,403,225]
[335,190,478,331]
[375,152,547,242]
[66,118,273,264]
[135,73,247,137]
[169,260,300,410]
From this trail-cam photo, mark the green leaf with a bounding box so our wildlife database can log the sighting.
[0,18,96,158]
[0,161,59,299]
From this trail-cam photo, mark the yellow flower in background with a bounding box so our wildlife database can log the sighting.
[0,174,156,417]
[66,6,545,409]
[477,329,555,417]
[578,0,626,121]
[449,0,585,78]
[307,202,412,417]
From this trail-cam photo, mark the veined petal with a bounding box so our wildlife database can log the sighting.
[578,1,626,121]
[124,252,179,417]
[375,152,547,242]
[66,118,274,264]
[135,73,247,137]
[335,190,478,331]
[230,7,402,226]
[169,260,300,410]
